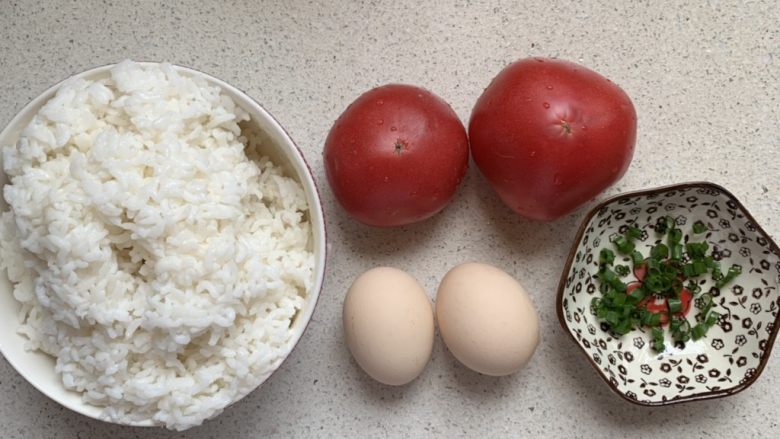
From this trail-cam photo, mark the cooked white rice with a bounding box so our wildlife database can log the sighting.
[0,61,313,430]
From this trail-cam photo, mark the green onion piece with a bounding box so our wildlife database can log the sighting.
[698,293,713,316]
[626,226,642,240]
[613,319,632,335]
[668,228,683,245]
[612,278,627,293]
[693,260,708,275]
[715,265,742,288]
[643,274,662,293]
[628,286,647,303]
[651,244,669,260]
[655,217,670,235]
[598,268,616,283]
[668,297,682,314]
[711,264,723,281]
[652,327,665,352]
[686,280,701,296]
[691,323,708,340]
[693,221,708,234]
[686,242,709,259]
[705,311,720,327]
[642,311,663,327]
[606,310,620,326]
[683,263,696,278]
[599,248,615,265]
[613,236,636,255]
[671,244,683,261]
[671,317,691,342]
[631,250,644,266]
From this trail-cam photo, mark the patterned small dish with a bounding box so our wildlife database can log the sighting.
[557,182,780,405]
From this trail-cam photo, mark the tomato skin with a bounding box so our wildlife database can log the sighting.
[634,263,647,282]
[469,57,637,221]
[679,288,693,316]
[635,288,693,327]
[324,84,469,227]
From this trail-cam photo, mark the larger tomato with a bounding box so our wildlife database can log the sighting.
[324,84,469,227]
[469,57,637,221]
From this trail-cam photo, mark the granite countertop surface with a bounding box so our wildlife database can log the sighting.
[1,1,778,438]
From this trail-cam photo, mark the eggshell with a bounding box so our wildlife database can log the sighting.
[343,267,434,385]
[436,262,539,376]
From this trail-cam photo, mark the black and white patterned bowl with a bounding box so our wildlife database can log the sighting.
[557,182,780,405]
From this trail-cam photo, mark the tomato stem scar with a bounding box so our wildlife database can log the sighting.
[394,139,407,155]
[560,120,572,134]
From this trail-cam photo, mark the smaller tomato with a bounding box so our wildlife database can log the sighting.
[324,84,469,227]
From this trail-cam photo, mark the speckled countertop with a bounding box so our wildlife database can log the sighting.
[1,1,778,438]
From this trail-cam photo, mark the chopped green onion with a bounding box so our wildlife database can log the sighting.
[693,260,708,275]
[686,242,709,259]
[705,311,720,327]
[691,323,708,340]
[626,226,642,240]
[593,215,727,349]
[642,310,663,327]
[613,319,632,335]
[627,286,647,303]
[686,280,702,296]
[599,248,615,265]
[655,217,671,235]
[613,236,635,255]
[650,243,669,260]
[670,244,683,261]
[692,221,708,234]
[715,265,742,288]
[668,298,682,313]
[652,327,665,352]
[668,228,683,245]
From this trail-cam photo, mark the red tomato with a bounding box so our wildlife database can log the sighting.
[626,281,642,294]
[639,295,670,325]
[678,288,693,316]
[324,84,469,227]
[635,288,693,327]
[469,57,637,221]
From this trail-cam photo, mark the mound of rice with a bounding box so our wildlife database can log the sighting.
[0,61,313,430]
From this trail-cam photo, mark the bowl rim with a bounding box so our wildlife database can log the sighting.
[0,61,328,426]
[555,181,780,406]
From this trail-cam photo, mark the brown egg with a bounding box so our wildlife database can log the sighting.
[436,262,539,376]
[343,267,434,385]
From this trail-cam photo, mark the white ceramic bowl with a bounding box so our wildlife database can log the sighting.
[0,63,327,425]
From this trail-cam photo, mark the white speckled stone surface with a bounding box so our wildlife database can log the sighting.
[1,1,778,437]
